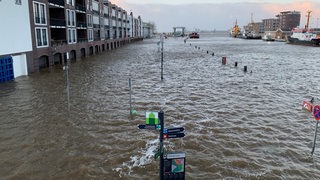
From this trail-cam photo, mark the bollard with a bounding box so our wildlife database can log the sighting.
[207,51,209,54]
[222,56,226,65]
[235,62,238,67]
[244,66,247,72]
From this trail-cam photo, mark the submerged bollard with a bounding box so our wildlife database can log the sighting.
[244,66,247,72]
[235,62,238,67]
[222,56,226,65]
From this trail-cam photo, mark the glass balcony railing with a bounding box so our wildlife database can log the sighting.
[77,21,87,28]
[48,0,65,6]
[50,18,66,26]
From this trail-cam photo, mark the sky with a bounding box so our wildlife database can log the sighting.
[109,0,320,32]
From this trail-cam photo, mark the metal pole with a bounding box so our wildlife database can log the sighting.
[159,111,164,180]
[311,121,319,155]
[161,35,164,81]
[65,58,70,112]
[129,77,132,115]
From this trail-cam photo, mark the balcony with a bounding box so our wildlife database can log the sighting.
[49,0,65,7]
[93,24,100,28]
[51,40,67,47]
[77,21,87,28]
[50,18,66,27]
[76,4,86,12]
[77,38,88,43]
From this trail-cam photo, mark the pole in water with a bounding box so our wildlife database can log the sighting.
[129,77,132,115]
[235,62,238,67]
[222,56,226,65]
[311,121,319,155]
[244,66,247,72]
[64,52,71,112]
[161,35,164,81]
[159,111,164,180]
[207,51,209,54]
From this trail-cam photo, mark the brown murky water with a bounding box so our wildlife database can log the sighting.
[1,33,320,179]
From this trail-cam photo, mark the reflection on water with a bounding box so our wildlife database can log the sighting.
[1,33,320,179]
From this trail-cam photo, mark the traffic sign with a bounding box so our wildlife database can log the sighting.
[163,133,185,139]
[167,127,184,134]
[313,105,320,121]
[303,100,313,112]
[138,124,156,130]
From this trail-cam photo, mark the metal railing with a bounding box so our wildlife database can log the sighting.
[50,18,66,26]
[77,21,87,28]
[93,24,100,28]
[48,0,65,6]
[77,38,88,43]
[51,40,67,47]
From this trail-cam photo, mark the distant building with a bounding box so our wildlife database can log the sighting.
[276,11,301,31]
[143,22,156,38]
[0,0,145,77]
[243,22,263,34]
[262,18,279,31]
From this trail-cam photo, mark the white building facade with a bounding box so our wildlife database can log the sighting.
[0,0,32,79]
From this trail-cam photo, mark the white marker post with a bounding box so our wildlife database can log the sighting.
[64,52,71,112]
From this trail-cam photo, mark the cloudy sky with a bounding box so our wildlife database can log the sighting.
[109,0,320,32]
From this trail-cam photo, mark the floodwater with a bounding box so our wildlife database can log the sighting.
[1,33,320,179]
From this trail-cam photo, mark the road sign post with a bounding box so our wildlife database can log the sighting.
[137,111,185,180]
[159,111,164,180]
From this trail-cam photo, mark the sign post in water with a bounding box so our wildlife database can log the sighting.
[137,111,186,180]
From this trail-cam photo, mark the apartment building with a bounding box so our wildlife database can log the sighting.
[0,0,144,79]
[276,11,301,31]
[262,18,279,31]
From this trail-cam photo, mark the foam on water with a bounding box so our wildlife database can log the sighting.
[113,138,159,177]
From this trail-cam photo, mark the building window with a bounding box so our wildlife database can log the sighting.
[88,29,93,41]
[87,14,93,28]
[67,9,76,27]
[33,1,46,25]
[68,29,77,44]
[71,11,75,26]
[67,0,74,6]
[35,27,48,47]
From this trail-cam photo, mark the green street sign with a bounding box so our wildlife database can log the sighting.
[146,111,159,125]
